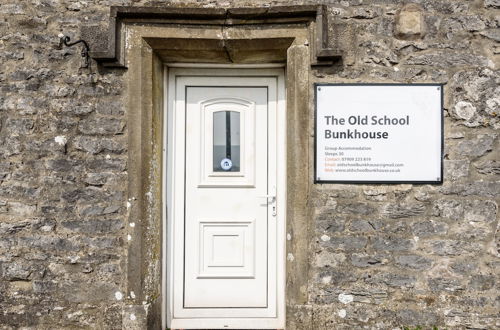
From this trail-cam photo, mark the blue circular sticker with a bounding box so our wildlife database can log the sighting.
[220,158,233,171]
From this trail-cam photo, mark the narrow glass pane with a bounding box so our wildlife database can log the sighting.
[213,111,240,172]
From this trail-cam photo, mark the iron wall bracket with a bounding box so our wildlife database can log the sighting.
[59,35,91,68]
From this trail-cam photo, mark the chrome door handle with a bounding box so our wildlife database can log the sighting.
[258,195,276,202]
[259,195,277,216]
[259,194,275,199]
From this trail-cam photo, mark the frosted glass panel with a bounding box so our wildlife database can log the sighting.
[213,111,240,172]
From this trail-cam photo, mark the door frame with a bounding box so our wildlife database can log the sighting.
[163,66,287,329]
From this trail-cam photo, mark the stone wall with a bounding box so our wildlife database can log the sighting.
[0,0,498,329]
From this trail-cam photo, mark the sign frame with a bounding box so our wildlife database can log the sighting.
[314,83,444,185]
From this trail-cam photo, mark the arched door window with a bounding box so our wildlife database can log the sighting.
[213,111,240,172]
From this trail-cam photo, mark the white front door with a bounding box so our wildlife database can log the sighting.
[165,68,286,329]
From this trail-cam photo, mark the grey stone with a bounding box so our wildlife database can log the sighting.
[2,263,32,280]
[363,188,387,201]
[85,158,127,172]
[349,219,382,232]
[96,99,124,116]
[6,202,36,216]
[406,52,490,67]
[78,117,125,135]
[475,160,500,175]
[61,219,123,234]
[427,239,481,256]
[351,253,389,267]
[480,29,500,42]
[395,255,432,270]
[73,135,126,154]
[450,260,478,274]
[0,4,25,14]
[443,15,486,33]
[372,237,415,252]
[396,309,439,326]
[336,202,376,215]
[428,277,464,292]
[378,273,416,288]
[5,118,35,135]
[46,159,80,172]
[316,212,346,233]
[463,200,497,223]
[456,134,496,157]
[18,236,80,252]
[411,220,448,237]
[79,204,120,217]
[84,173,110,186]
[444,160,469,180]
[382,202,425,219]
[439,181,500,198]
[347,7,380,19]
[325,236,368,250]
[485,0,500,8]
[32,280,57,293]
[314,250,346,268]
[316,269,359,287]
[61,282,119,303]
[468,275,495,291]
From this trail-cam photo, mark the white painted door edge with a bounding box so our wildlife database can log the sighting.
[162,66,286,330]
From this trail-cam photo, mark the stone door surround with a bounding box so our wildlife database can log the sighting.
[82,5,343,327]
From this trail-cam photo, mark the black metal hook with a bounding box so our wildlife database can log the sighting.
[59,35,90,68]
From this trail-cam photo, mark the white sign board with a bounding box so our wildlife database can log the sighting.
[315,84,443,183]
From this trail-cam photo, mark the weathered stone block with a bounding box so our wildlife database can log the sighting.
[485,0,500,8]
[455,134,496,157]
[411,220,448,237]
[349,219,382,232]
[396,309,439,326]
[406,52,491,67]
[439,181,500,197]
[372,237,415,252]
[83,173,111,186]
[326,236,368,250]
[314,251,346,268]
[395,4,425,40]
[336,202,376,215]
[61,282,120,303]
[316,212,346,233]
[428,277,464,292]
[74,136,126,154]
[444,159,469,180]
[426,239,481,256]
[6,201,36,216]
[85,158,127,172]
[78,117,125,135]
[351,253,389,268]
[61,219,123,234]
[382,202,426,219]
[475,160,500,175]
[374,273,416,288]
[395,254,432,270]
[1,263,32,281]
[468,275,495,291]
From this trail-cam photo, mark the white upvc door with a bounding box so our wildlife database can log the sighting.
[165,68,286,329]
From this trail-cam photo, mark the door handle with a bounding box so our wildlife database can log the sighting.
[258,194,276,202]
[259,195,277,216]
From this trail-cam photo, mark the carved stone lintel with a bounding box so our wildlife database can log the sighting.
[84,5,342,68]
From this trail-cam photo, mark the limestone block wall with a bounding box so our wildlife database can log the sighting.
[0,0,498,329]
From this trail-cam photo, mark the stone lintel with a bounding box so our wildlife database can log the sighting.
[82,5,342,67]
